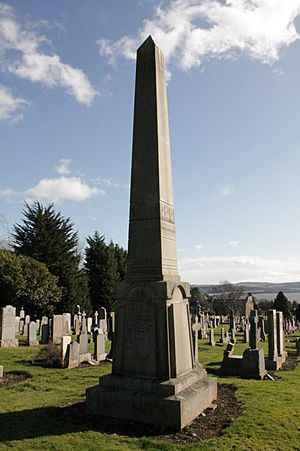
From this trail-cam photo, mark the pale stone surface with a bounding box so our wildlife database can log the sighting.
[94,333,107,362]
[0,305,18,347]
[86,36,217,430]
[28,322,38,346]
[78,333,88,355]
[0,365,3,378]
[61,336,72,368]
[209,328,215,346]
[52,315,64,345]
[15,316,20,337]
[67,341,80,369]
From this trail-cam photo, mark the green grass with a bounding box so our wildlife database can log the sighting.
[0,328,299,451]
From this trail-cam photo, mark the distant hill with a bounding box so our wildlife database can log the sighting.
[194,281,300,296]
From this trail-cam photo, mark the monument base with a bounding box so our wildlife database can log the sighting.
[86,366,217,430]
[265,351,287,371]
[0,338,18,348]
[241,348,266,379]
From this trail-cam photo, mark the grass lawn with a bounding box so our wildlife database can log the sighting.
[0,328,299,451]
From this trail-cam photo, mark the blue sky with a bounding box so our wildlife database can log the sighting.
[1,0,300,284]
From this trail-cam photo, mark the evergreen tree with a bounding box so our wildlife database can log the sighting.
[273,291,290,319]
[84,232,127,312]
[13,201,91,313]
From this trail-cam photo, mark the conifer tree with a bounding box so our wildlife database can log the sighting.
[13,201,91,313]
[84,231,127,312]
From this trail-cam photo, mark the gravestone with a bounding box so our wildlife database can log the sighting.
[241,310,266,379]
[66,341,80,369]
[93,311,99,327]
[0,305,18,347]
[276,311,285,359]
[259,316,266,341]
[230,328,236,344]
[74,318,80,336]
[81,312,87,333]
[20,308,25,319]
[296,338,300,356]
[245,293,255,317]
[15,316,20,337]
[63,313,71,335]
[0,365,3,378]
[78,333,91,362]
[191,314,200,361]
[52,315,64,345]
[209,328,215,346]
[40,324,50,344]
[87,317,93,333]
[94,333,107,362]
[219,327,226,344]
[19,319,25,335]
[266,309,280,370]
[36,319,41,335]
[244,323,250,343]
[86,36,217,430]
[99,308,107,333]
[61,336,72,368]
[28,322,38,346]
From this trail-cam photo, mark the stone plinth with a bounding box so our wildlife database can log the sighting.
[241,348,266,380]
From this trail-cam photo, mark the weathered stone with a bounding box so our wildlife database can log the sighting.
[19,319,25,335]
[94,333,107,362]
[241,348,266,380]
[28,322,38,346]
[52,315,64,345]
[244,323,250,343]
[74,318,80,336]
[266,309,280,370]
[245,293,255,317]
[220,342,243,376]
[19,308,25,319]
[81,312,87,333]
[15,316,20,337]
[249,310,259,349]
[66,341,80,369]
[86,36,217,430]
[78,333,89,355]
[191,314,200,361]
[61,336,72,368]
[87,317,93,333]
[209,328,215,346]
[219,327,226,344]
[0,365,3,378]
[0,305,18,347]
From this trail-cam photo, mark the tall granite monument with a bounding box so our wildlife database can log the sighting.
[86,36,217,430]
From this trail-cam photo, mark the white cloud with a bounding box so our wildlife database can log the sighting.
[0,4,97,105]
[98,0,300,71]
[0,84,29,122]
[195,243,204,250]
[178,254,300,284]
[227,240,238,247]
[24,177,105,202]
[0,177,105,203]
[220,184,235,198]
[55,159,72,175]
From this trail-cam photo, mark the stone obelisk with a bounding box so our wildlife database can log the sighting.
[86,36,217,430]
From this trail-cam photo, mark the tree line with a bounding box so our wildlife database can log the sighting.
[0,202,127,316]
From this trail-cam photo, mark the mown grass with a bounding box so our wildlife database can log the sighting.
[0,327,299,451]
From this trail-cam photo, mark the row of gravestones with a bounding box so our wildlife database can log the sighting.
[219,309,288,379]
[0,305,110,349]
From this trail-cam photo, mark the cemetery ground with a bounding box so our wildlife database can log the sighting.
[0,329,299,451]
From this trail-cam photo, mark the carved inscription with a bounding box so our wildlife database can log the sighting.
[160,201,174,224]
